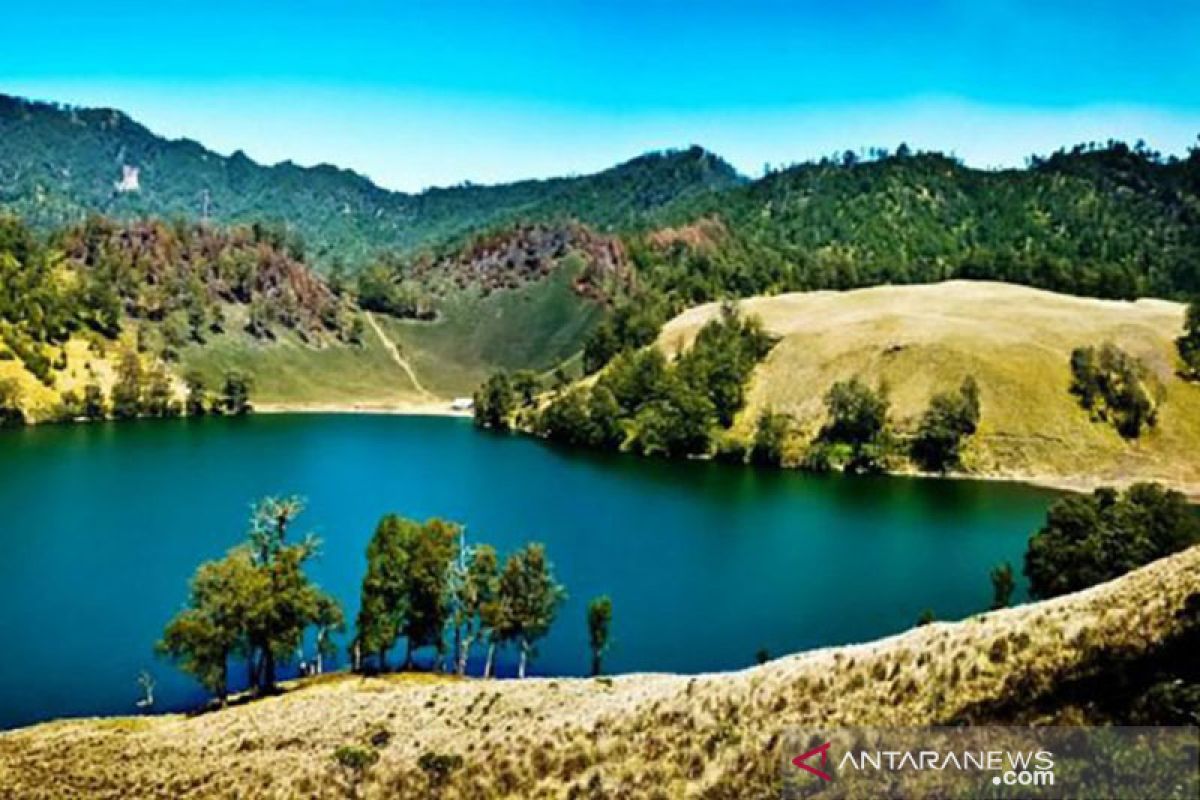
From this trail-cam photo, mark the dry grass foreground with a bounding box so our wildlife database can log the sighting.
[2,544,1197,800]
[660,281,1200,496]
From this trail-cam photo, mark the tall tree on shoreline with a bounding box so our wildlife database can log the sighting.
[158,496,341,699]
[452,543,500,677]
[354,515,413,671]
[587,596,613,677]
[496,543,566,679]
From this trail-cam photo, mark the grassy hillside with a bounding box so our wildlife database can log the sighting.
[0,95,741,267]
[179,263,604,406]
[381,257,605,396]
[2,543,1196,799]
[658,281,1200,494]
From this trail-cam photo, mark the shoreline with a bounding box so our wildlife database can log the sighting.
[254,406,1200,501]
[252,400,472,418]
[13,403,1195,501]
[897,466,1200,503]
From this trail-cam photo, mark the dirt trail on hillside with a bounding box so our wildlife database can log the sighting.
[364,312,436,400]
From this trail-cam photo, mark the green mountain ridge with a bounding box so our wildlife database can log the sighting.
[0,93,743,267]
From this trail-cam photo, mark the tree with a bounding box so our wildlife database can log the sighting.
[143,364,177,417]
[536,388,591,446]
[586,385,623,449]
[58,389,84,421]
[823,377,889,447]
[473,371,514,430]
[497,543,566,678]
[511,371,541,407]
[1024,483,1200,600]
[453,544,499,677]
[1177,298,1200,378]
[752,408,793,466]
[184,370,209,416]
[586,596,613,676]
[354,515,413,672]
[82,382,106,420]
[990,562,1015,609]
[220,370,252,415]
[158,547,261,703]
[912,377,982,472]
[240,496,335,694]
[399,519,460,670]
[110,350,144,419]
[0,377,24,426]
[309,595,344,675]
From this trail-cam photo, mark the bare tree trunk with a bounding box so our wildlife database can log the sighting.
[518,639,528,679]
[261,647,276,694]
[452,626,462,675]
[403,639,413,671]
[591,652,602,677]
[457,634,475,677]
[484,642,496,679]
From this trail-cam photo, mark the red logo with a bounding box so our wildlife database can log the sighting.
[792,741,833,781]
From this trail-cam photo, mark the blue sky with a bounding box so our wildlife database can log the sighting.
[2,1,1198,191]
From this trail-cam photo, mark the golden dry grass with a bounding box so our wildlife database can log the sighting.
[660,281,1200,495]
[2,544,1197,800]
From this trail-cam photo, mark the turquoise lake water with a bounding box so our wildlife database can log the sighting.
[0,414,1059,729]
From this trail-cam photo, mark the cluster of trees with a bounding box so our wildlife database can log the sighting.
[1069,343,1160,438]
[911,377,982,471]
[802,378,895,473]
[580,291,671,374]
[158,498,344,702]
[1024,483,1200,600]
[472,370,544,431]
[0,353,251,425]
[161,499,618,703]
[1178,299,1200,379]
[747,375,983,475]
[0,216,357,366]
[353,517,566,679]
[531,304,775,457]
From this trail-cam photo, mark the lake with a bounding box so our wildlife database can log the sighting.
[0,414,1059,729]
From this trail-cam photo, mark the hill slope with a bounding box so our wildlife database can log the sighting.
[0,95,741,266]
[638,145,1200,303]
[2,543,1196,799]
[658,281,1200,495]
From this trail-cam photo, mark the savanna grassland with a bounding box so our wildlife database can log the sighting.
[657,281,1200,495]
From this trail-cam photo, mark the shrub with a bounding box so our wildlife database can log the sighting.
[1069,343,1159,437]
[418,751,464,789]
[911,377,981,471]
[1177,299,1200,379]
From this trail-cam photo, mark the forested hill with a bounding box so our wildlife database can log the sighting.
[637,142,1200,303]
[3,92,1198,306]
[0,94,742,267]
